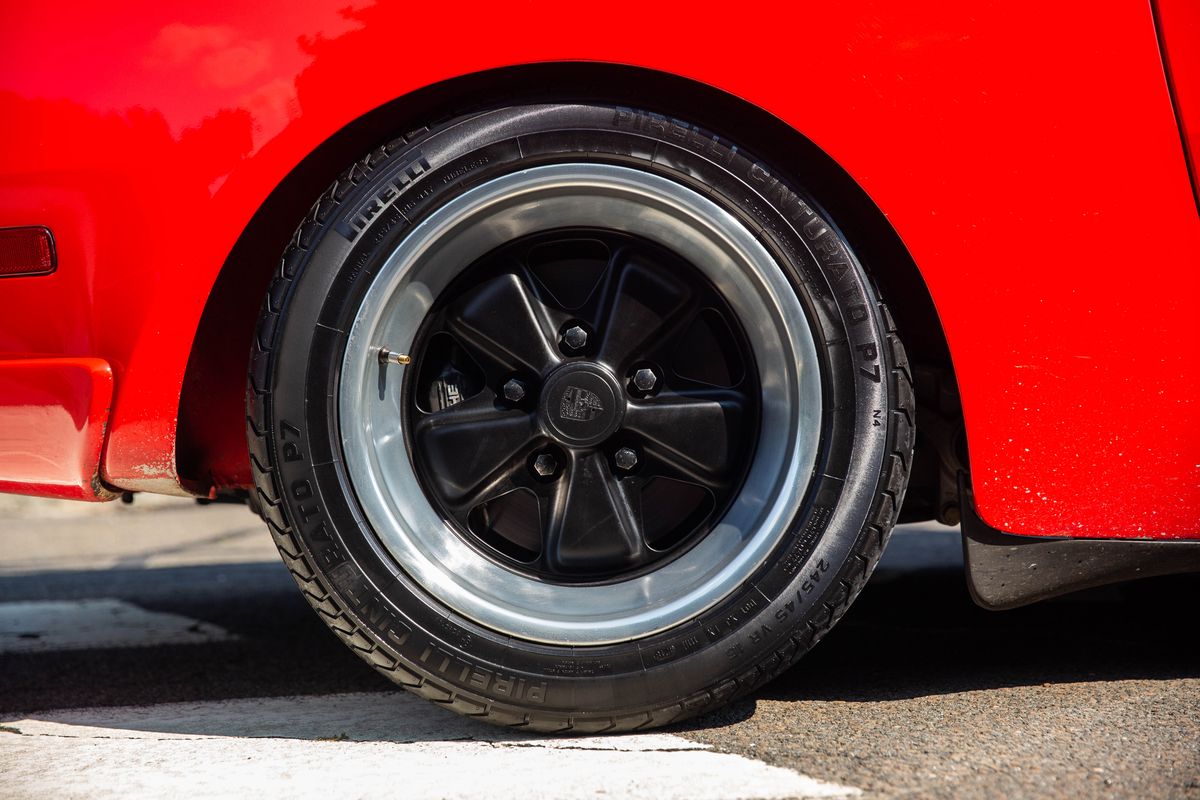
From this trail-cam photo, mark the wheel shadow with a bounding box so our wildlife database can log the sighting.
[2,527,1195,737]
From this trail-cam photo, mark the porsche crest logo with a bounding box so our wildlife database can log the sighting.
[558,385,604,422]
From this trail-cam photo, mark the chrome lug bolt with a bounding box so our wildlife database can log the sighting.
[632,367,658,393]
[614,447,638,471]
[533,453,558,478]
[503,378,526,403]
[562,325,588,351]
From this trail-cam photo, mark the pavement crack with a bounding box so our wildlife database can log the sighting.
[5,732,217,742]
[487,741,707,753]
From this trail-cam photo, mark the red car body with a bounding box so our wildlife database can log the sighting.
[0,1,1197,539]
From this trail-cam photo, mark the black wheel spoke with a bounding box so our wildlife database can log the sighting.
[623,388,748,487]
[447,466,539,532]
[542,451,646,575]
[594,254,694,371]
[413,392,540,503]
[446,272,561,376]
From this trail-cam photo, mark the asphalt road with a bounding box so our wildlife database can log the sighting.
[0,496,1196,799]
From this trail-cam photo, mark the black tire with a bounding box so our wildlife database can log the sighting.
[247,103,914,732]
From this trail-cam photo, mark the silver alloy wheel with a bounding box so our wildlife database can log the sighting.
[339,163,821,645]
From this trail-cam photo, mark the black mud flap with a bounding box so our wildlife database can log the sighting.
[960,475,1200,610]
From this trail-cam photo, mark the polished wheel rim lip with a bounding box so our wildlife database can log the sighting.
[339,163,822,645]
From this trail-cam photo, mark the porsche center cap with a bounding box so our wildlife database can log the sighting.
[540,363,624,447]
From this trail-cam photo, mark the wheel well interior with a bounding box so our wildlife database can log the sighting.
[176,62,959,520]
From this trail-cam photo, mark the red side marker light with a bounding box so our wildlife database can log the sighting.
[0,226,56,277]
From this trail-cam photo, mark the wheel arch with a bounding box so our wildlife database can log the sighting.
[176,61,955,512]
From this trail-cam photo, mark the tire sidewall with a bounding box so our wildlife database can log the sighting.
[263,104,892,719]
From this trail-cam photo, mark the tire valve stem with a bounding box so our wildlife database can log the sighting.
[377,347,412,366]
